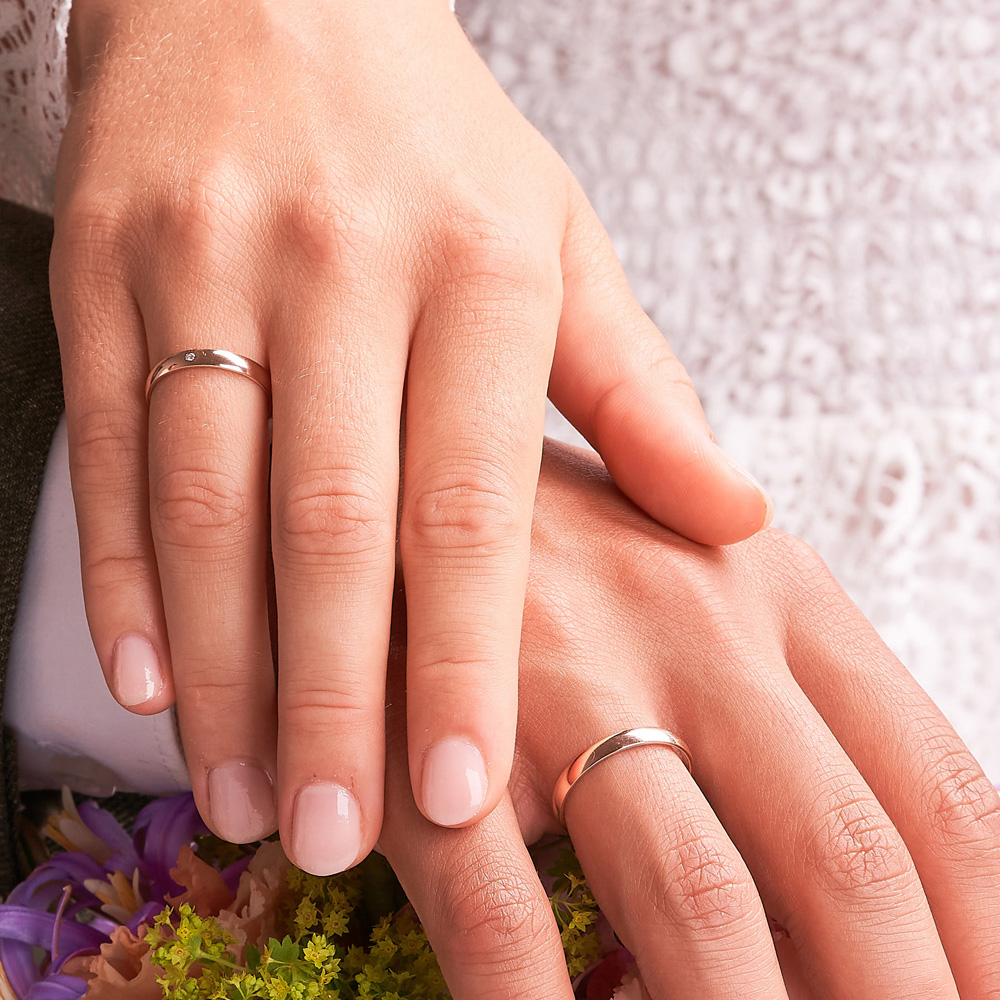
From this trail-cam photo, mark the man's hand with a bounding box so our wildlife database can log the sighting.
[378,440,1000,1000]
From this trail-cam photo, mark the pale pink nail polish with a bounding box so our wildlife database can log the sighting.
[421,738,488,827]
[112,635,163,707]
[291,783,362,876]
[208,762,276,844]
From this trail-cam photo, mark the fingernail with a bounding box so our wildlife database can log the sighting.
[421,738,488,827]
[112,635,163,707]
[726,459,774,530]
[208,762,276,844]
[291,783,362,875]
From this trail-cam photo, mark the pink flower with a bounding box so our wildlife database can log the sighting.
[611,974,648,1000]
[74,926,160,1000]
[165,847,234,917]
[215,840,292,962]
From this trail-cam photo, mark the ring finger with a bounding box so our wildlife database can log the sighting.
[143,284,278,845]
[560,730,789,999]
[786,586,1000,996]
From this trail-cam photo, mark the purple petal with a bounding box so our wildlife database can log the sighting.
[132,794,207,895]
[126,900,163,935]
[7,854,107,909]
[4,879,68,913]
[0,939,40,997]
[0,906,107,998]
[0,906,107,952]
[51,946,100,976]
[76,803,135,861]
[24,974,89,1000]
[79,913,120,938]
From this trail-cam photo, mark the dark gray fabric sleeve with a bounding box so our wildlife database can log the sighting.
[0,199,66,894]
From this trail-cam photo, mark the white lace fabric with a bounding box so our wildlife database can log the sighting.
[0,0,70,213]
[490,0,1000,780]
[2,0,999,780]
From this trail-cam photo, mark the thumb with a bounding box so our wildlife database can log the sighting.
[548,177,771,546]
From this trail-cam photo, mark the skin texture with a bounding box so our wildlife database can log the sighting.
[376,441,1000,1000]
[52,0,771,873]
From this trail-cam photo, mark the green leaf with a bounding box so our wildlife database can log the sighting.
[267,935,302,964]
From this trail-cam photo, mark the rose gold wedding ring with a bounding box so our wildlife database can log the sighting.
[145,349,271,404]
[552,727,694,828]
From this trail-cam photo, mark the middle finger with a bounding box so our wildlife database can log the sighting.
[270,285,408,876]
[691,659,959,998]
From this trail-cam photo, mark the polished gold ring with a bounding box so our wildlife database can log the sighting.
[145,349,271,404]
[551,727,694,828]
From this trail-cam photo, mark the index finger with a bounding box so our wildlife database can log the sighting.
[381,792,575,1000]
[380,618,575,1000]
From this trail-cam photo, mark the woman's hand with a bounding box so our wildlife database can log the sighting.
[376,440,1000,999]
[50,0,770,870]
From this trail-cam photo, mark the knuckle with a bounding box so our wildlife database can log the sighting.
[180,674,266,715]
[280,680,380,735]
[768,529,827,570]
[437,848,556,969]
[153,465,249,541]
[590,337,694,435]
[154,164,254,266]
[53,195,131,281]
[628,542,753,654]
[71,406,144,481]
[81,548,151,596]
[918,736,1000,848]
[648,833,759,938]
[758,529,834,588]
[437,215,558,303]
[281,179,377,273]
[806,788,918,904]
[278,472,390,561]
[746,529,854,623]
[405,475,522,554]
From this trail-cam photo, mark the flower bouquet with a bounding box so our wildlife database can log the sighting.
[0,789,678,1000]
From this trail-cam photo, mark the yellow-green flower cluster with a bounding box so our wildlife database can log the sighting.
[547,848,603,976]
[144,860,448,999]
[142,841,598,999]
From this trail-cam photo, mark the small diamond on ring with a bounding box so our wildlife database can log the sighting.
[184,352,196,362]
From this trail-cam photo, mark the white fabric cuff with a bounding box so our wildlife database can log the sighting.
[4,415,191,797]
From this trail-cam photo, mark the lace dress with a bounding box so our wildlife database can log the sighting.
[2,0,999,781]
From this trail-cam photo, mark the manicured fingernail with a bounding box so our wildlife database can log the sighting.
[727,459,774,530]
[112,635,163,707]
[208,762,276,844]
[421,738,488,827]
[291,783,362,875]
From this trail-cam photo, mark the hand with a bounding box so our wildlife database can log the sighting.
[377,440,1000,999]
[50,0,771,869]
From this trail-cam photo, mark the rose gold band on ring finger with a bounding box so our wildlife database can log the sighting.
[552,727,694,828]
[145,349,272,404]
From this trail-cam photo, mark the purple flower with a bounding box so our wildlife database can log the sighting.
[0,790,208,999]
